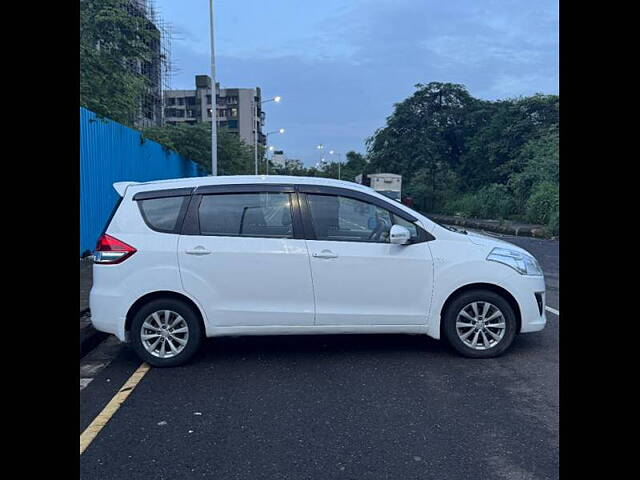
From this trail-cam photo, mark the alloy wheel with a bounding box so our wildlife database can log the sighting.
[455,301,506,351]
[141,310,190,359]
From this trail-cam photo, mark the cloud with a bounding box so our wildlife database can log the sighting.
[161,0,558,165]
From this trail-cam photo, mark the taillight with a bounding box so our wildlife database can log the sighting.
[93,234,136,264]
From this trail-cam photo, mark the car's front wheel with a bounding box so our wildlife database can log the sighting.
[442,290,517,358]
[130,298,203,367]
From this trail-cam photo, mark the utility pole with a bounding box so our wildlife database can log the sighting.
[209,0,218,175]
[254,100,258,174]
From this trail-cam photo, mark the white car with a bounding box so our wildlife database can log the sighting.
[90,175,546,367]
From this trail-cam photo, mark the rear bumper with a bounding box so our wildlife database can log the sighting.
[89,286,127,341]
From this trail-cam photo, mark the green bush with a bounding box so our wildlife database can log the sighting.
[476,184,516,218]
[444,184,515,219]
[526,181,558,224]
[443,193,476,217]
[547,209,559,235]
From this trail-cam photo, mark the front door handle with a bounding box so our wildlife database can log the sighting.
[312,250,338,259]
[185,246,212,255]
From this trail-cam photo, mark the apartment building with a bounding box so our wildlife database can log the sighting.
[163,75,266,147]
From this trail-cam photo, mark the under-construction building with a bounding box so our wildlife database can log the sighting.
[125,0,172,128]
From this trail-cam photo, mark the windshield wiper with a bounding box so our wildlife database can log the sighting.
[442,224,467,234]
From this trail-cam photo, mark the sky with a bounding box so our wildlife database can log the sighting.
[153,0,558,166]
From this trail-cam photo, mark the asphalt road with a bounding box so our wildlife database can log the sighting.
[80,233,559,480]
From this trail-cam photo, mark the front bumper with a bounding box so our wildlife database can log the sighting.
[507,273,547,333]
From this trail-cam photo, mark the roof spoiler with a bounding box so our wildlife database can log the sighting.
[113,181,139,197]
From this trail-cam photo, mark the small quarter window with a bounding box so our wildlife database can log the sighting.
[138,196,186,232]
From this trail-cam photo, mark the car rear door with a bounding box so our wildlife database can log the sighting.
[178,184,315,327]
[299,185,434,326]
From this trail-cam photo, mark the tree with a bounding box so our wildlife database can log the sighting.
[364,81,558,230]
[339,151,369,182]
[271,158,313,176]
[460,95,559,189]
[508,125,559,212]
[142,123,254,175]
[80,0,158,126]
[366,82,477,180]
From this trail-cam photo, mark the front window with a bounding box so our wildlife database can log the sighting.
[306,194,395,243]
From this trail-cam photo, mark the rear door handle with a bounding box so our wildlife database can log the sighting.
[185,246,212,255]
[312,250,338,259]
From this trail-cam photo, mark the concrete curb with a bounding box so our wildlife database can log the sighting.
[80,311,108,359]
[424,213,551,238]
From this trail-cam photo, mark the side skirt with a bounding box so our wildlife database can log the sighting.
[206,324,433,338]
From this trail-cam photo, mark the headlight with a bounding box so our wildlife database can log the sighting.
[486,247,543,276]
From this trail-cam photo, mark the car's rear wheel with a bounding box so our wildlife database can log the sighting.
[442,289,517,358]
[130,298,203,367]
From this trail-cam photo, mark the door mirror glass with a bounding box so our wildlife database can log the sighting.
[390,224,411,244]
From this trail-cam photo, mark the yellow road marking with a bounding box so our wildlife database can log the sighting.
[80,362,150,455]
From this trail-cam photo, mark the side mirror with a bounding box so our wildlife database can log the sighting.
[390,224,411,245]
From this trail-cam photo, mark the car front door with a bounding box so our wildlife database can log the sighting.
[178,185,315,327]
[300,187,434,326]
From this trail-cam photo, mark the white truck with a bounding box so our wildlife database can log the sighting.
[355,173,402,201]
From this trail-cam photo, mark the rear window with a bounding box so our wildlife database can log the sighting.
[138,196,187,233]
[198,192,293,238]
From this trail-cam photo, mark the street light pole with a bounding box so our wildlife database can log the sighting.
[264,129,285,175]
[266,146,275,175]
[329,150,342,180]
[316,144,324,166]
[209,0,218,176]
[254,96,281,175]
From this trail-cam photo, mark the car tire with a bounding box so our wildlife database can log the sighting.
[130,298,203,367]
[442,289,517,358]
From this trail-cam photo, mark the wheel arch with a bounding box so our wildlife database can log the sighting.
[125,290,206,340]
[438,283,522,337]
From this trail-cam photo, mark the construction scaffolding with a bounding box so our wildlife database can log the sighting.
[125,0,173,128]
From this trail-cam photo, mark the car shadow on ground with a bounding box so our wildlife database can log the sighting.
[188,333,450,365]
[180,330,552,367]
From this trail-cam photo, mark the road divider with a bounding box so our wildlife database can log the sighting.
[80,362,150,455]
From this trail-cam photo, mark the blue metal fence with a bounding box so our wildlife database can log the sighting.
[80,107,204,255]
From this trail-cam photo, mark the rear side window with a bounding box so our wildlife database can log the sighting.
[138,196,187,233]
[198,192,293,238]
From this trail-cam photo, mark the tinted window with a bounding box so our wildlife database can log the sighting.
[199,193,293,238]
[380,190,400,201]
[139,196,186,232]
[306,194,394,243]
